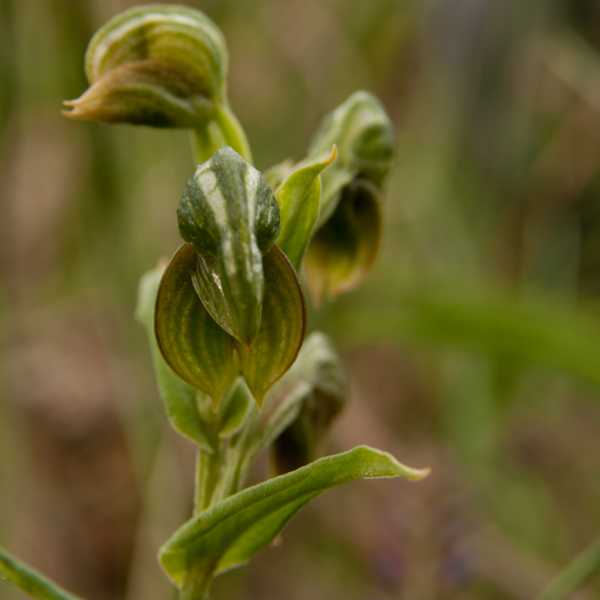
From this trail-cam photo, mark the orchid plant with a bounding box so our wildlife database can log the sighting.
[0,5,428,600]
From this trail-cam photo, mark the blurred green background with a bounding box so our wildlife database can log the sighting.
[3,0,600,598]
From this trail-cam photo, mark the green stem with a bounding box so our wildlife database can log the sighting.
[194,448,220,514]
[190,122,224,165]
[181,391,258,599]
[190,104,253,165]
[213,104,253,162]
[0,545,81,600]
[183,425,256,599]
[538,537,600,599]
[182,451,220,600]
[180,564,214,600]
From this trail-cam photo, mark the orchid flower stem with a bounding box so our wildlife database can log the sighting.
[190,105,253,165]
[194,448,221,515]
[185,412,257,599]
[213,104,253,163]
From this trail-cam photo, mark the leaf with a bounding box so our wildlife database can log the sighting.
[237,246,306,404]
[275,147,337,269]
[159,446,429,590]
[178,147,280,344]
[218,377,254,439]
[304,180,382,304]
[538,536,600,600]
[334,282,600,391]
[0,545,80,600]
[155,244,239,406]
[63,4,227,128]
[136,265,216,451]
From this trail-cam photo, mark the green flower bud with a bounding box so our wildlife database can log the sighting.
[63,5,251,160]
[309,90,394,222]
[64,5,226,127]
[270,332,346,474]
[178,147,280,344]
[303,91,394,303]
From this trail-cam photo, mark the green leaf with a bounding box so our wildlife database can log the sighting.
[336,282,600,391]
[155,243,239,406]
[236,246,306,404]
[538,536,600,600]
[155,244,305,407]
[63,4,227,128]
[218,377,254,439]
[159,446,429,591]
[0,545,80,600]
[304,180,382,304]
[136,265,216,451]
[274,147,337,269]
[178,147,280,344]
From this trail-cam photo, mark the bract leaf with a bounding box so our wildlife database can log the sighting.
[155,244,239,406]
[159,446,429,591]
[136,265,216,451]
[275,147,337,269]
[304,180,382,305]
[238,246,306,404]
[178,147,280,344]
[63,4,226,128]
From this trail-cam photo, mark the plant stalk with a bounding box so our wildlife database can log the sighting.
[190,105,252,165]
[538,537,600,599]
[194,447,221,515]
